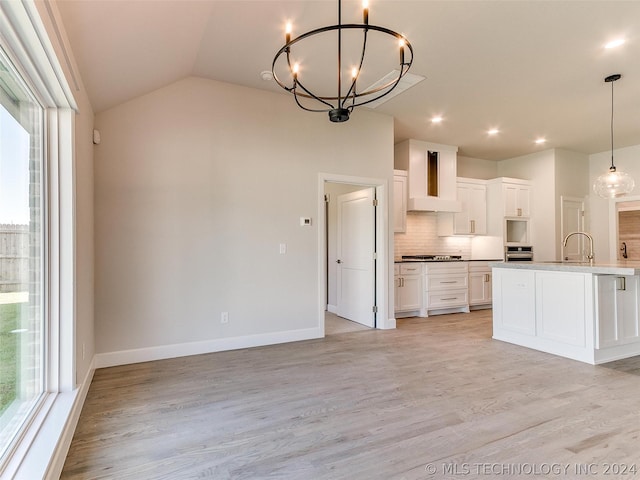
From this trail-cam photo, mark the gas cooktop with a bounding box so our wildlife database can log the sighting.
[401,255,463,262]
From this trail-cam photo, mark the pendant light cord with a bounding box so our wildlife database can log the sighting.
[610,78,615,170]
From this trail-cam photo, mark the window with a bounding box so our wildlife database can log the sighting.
[0,47,44,463]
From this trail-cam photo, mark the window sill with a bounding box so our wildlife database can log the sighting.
[2,362,93,480]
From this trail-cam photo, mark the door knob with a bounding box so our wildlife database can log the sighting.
[336,259,342,264]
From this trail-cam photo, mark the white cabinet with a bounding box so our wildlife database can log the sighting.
[395,263,423,314]
[486,177,532,255]
[424,262,469,315]
[492,268,536,335]
[438,178,487,236]
[596,275,640,349]
[503,182,531,217]
[393,170,407,233]
[469,261,492,308]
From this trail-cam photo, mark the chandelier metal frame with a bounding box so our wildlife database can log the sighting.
[271,0,414,122]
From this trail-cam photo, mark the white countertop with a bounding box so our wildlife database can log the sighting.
[490,260,640,275]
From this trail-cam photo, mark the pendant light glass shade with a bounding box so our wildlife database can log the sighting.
[593,74,635,199]
[593,167,635,198]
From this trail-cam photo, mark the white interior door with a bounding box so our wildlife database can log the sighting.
[561,196,585,261]
[336,187,375,327]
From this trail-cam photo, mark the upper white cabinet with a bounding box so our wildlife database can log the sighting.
[438,178,487,236]
[393,170,407,233]
[503,181,531,217]
[487,177,532,247]
[394,139,461,213]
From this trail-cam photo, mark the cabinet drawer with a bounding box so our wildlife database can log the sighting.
[400,264,423,275]
[425,263,468,275]
[427,289,469,309]
[468,261,490,273]
[426,273,468,291]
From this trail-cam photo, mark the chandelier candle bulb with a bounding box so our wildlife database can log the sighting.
[363,0,369,25]
[285,22,292,44]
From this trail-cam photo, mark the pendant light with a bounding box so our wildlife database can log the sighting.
[593,74,635,198]
[271,0,413,123]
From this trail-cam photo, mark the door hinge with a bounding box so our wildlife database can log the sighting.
[373,198,378,207]
[373,252,377,260]
[581,210,585,217]
[372,305,378,313]
[324,194,330,203]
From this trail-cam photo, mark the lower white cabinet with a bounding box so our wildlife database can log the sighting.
[596,275,640,349]
[395,263,423,314]
[492,268,536,335]
[492,265,640,364]
[469,261,492,308]
[424,262,469,316]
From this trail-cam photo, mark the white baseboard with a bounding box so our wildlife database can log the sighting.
[95,327,323,369]
[327,304,337,314]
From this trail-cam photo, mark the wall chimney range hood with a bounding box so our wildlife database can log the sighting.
[394,139,462,213]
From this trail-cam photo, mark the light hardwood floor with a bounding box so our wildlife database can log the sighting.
[61,310,640,479]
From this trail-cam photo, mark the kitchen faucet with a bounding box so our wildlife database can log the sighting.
[563,232,594,264]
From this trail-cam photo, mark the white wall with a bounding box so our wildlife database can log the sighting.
[94,77,394,358]
[497,149,556,261]
[589,144,640,262]
[554,149,589,258]
[457,155,498,179]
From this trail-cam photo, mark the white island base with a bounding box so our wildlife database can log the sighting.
[491,262,640,365]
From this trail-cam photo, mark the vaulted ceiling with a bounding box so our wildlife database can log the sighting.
[57,1,640,160]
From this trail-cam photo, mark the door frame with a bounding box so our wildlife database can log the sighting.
[609,194,640,261]
[560,195,586,260]
[317,173,392,336]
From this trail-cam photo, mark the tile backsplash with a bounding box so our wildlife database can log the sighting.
[394,212,472,258]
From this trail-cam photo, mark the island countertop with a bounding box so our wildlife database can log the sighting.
[489,260,640,275]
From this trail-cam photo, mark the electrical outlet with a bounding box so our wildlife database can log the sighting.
[221,312,229,324]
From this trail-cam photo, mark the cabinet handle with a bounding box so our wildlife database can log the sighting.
[440,281,457,284]
[517,207,522,217]
[617,276,626,291]
[470,220,475,233]
[484,274,490,282]
[441,297,457,301]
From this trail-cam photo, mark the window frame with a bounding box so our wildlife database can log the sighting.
[0,0,78,477]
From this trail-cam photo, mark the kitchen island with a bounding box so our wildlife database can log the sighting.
[491,261,640,364]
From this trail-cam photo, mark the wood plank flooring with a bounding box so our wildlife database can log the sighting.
[61,310,640,479]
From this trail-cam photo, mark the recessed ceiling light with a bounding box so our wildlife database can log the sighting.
[535,138,546,144]
[605,38,625,49]
[431,116,443,124]
[487,128,499,135]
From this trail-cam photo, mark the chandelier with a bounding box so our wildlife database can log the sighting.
[593,74,635,198]
[271,0,413,123]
